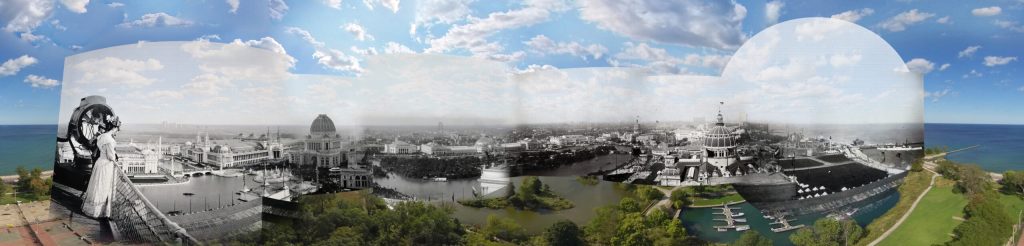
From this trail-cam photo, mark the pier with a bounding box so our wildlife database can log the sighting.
[769,214,805,233]
[712,204,750,232]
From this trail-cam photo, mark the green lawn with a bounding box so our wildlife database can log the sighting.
[878,177,967,246]
[689,193,744,207]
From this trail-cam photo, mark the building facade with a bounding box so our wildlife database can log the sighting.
[288,114,348,168]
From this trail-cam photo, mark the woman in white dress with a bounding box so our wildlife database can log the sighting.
[81,117,119,219]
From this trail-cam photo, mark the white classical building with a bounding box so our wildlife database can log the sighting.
[116,145,159,174]
[288,114,348,168]
[703,110,739,175]
[383,140,419,154]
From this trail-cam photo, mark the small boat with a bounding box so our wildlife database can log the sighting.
[733,212,744,217]
[432,177,448,182]
[736,225,750,231]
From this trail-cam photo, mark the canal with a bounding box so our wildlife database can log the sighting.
[138,174,260,214]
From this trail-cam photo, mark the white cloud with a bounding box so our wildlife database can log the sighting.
[613,42,728,74]
[118,12,194,28]
[994,20,1024,32]
[0,0,54,33]
[18,32,45,42]
[71,57,164,86]
[384,42,416,54]
[351,46,379,56]
[343,23,374,41]
[524,35,607,60]
[23,74,59,88]
[269,0,288,20]
[971,6,1001,16]
[905,58,934,74]
[107,2,124,8]
[958,46,981,58]
[324,0,342,9]
[830,8,874,23]
[939,63,950,71]
[795,18,847,42]
[578,0,747,50]
[287,27,364,73]
[425,2,560,62]
[924,88,952,102]
[147,90,184,100]
[413,0,474,29]
[180,37,296,88]
[878,9,934,32]
[983,56,1017,66]
[765,1,784,25]
[226,0,239,13]
[936,16,950,24]
[829,52,863,67]
[60,0,89,13]
[363,0,400,13]
[0,55,38,76]
[963,69,983,78]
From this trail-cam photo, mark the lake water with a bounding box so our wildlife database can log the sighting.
[680,190,899,245]
[925,123,1024,173]
[138,174,261,213]
[0,125,58,175]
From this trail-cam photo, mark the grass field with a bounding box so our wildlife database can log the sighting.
[689,193,744,207]
[857,170,933,246]
[877,177,966,246]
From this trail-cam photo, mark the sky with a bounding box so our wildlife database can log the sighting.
[2,0,1022,125]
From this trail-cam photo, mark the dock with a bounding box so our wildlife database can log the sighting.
[712,204,750,232]
[769,215,805,233]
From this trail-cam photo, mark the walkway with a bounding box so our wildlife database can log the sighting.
[867,162,940,246]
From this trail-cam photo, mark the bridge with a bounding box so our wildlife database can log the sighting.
[924,145,980,160]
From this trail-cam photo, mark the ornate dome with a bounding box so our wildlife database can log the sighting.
[704,126,736,148]
[310,114,337,135]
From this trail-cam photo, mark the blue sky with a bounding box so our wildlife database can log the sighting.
[1,0,1022,125]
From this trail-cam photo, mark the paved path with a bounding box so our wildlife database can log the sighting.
[867,164,939,246]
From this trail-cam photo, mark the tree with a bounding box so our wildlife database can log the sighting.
[15,166,30,191]
[618,197,642,213]
[910,159,924,172]
[483,214,529,243]
[670,189,691,209]
[0,181,10,199]
[733,230,772,246]
[1002,170,1024,194]
[585,206,622,245]
[544,220,584,246]
[790,218,864,246]
[612,213,651,246]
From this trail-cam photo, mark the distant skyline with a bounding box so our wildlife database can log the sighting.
[3,1,1022,124]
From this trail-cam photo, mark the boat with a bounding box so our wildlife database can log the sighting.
[877,145,922,151]
[432,177,448,182]
[736,225,750,231]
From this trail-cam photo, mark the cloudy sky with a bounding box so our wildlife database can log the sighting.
[2,0,1021,125]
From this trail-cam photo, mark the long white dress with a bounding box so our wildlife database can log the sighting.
[81,132,116,218]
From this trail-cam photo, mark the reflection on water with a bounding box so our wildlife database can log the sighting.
[522,153,634,177]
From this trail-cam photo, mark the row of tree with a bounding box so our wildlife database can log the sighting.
[378,156,483,179]
[1,166,52,202]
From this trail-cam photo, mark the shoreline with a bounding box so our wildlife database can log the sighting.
[0,170,54,183]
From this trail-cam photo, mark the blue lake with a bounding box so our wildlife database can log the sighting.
[0,125,58,175]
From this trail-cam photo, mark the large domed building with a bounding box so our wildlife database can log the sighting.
[288,114,346,168]
[703,109,738,176]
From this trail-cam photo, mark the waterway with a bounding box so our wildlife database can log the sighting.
[680,190,900,245]
[0,125,58,175]
[138,174,260,214]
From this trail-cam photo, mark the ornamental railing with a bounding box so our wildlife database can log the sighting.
[109,164,200,244]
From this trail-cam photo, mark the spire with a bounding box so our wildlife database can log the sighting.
[716,101,725,126]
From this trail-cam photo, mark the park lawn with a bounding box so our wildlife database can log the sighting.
[857,170,933,246]
[878,177,966,246]
[0,193,49,205]
[689,193,744,207]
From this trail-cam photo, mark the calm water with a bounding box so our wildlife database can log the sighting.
[925,123,1024,173]
[0,125,58,175]
[138,174,259,213]
[680,190,900,245]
